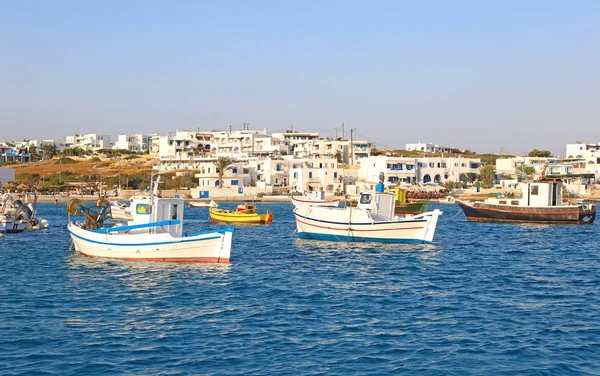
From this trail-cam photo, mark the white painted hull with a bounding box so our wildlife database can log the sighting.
[68,223,233,263]
[294,207,442,244]
[291,196,340,208]
[0,219,28,233]
[189,201,217,208]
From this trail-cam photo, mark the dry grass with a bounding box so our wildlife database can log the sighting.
[14,155,159,177]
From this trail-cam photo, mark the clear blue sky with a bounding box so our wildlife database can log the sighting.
[1,0,599,155]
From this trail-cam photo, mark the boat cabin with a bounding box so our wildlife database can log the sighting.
[485,179,565,207]
[236,204,257,214]
[128,197,184,237]
[357,191,396,220]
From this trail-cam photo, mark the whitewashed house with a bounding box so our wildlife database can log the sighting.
[194,160,253,189]
[288,157,342,194]
[114,134,154,153]
[210,129,286,158]
[65,133,112,150]
[359,155,482,185]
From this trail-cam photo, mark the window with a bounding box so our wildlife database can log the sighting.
[136,204,151,215]
[360,193,372,205]
[511,201,519,205]
[293,172,297,178]
[334,172,338,178]
[499,200,507,204]
[309,172,313,178]
[231,180,238,186]
[172,205,178,220]
[531,186,539,195]
[232,168,237,173]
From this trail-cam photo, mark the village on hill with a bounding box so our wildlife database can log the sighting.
[1,127,599,201]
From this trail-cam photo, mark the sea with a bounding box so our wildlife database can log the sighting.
[0,202,599,375]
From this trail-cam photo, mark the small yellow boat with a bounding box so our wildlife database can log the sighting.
[209,203,273,224]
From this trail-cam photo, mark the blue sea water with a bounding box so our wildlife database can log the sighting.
[1,202,599,375]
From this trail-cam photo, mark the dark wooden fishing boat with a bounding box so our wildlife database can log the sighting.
[457,178,596,224]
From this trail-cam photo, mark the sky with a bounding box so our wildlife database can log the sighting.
[1,0,599,156]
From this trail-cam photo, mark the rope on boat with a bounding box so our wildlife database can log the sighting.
[451,208,465,220]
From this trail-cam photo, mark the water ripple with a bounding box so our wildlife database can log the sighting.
[0,202,599,375]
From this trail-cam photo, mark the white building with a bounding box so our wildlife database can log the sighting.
[16,139,67,154]
[288,157,342,194]
[359,155,482,185]
[405,142,459,153]
[210,129,287,158]
[194,160,253,189]
[564,142,600,178]
[65,133,112,150]
[158,130,212,166]
[272,129,320,158]
[114,134,154,153]
[248,157,289,187]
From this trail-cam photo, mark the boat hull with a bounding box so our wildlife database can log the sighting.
[68,223,233,263]
[395,200,429,215]
[209,208,273,224]
[291,196,340,208]
[457,201,596,224]
[0,219,28,233]
[294,208,442,244]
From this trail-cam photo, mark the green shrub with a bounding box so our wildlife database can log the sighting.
[89,157,101,162]
[55,157,77,164]
[124,155,139,160]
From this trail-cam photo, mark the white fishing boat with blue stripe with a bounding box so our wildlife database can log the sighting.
[293,179,442,244]
[62,176,233,263]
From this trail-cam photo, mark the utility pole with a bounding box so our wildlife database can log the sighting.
[350,128,355,165]
[341,122,345,140]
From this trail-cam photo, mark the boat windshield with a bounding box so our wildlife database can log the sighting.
[360,193,372,205]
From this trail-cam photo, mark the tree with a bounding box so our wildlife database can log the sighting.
[528,149,552,157]
[28,145,38,161]
[213,156,234,188]
[40,143,59,159]
[334,150,343,163]
[480,165,495,188]
[466,172,478,184]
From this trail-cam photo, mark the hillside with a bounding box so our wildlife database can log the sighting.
[7,155,192,192]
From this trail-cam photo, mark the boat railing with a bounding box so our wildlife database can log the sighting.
[89,219,181,234]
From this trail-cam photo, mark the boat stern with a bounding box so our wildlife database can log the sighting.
[579,204,596,224]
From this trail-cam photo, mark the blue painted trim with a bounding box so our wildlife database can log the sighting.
[294,212,426,226]
[69,229,223,247]
[297,232,430,244]
[90,220,182,233]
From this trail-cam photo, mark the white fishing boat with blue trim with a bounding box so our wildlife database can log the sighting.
[293,178,443,244]
[60,176,233,263]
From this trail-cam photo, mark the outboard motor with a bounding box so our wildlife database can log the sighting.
[15,204,32,222]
